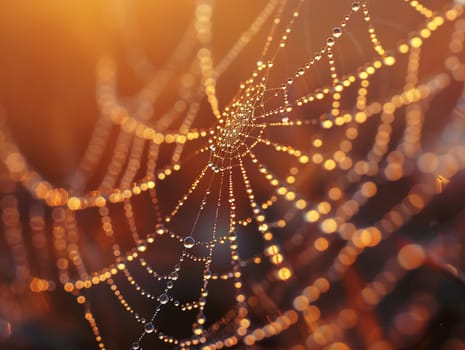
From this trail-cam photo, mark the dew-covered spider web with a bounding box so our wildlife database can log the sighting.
[2,0,465,349]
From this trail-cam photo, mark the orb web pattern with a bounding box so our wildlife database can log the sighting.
[1,1,465,349]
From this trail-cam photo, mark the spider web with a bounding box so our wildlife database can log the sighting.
[1,0,465,349]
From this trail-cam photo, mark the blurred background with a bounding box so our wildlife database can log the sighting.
[1,1,465,349]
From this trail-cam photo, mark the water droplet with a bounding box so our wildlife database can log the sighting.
[155,225,165,235]
[287,78,293,85]
[166,281,174,289]
[159,293,169,304]
[352,2,360,11]
[204,268,212,280]
[197,312,206,325]
[193,324,203,336]
[144,322,155,333]
[169,271,179,280]
[326,37,335,47]
[298,68,305,75]
[137,242,147,252]
[131,341,141,350]
[183,236,195,249]
[332,27,342,38]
